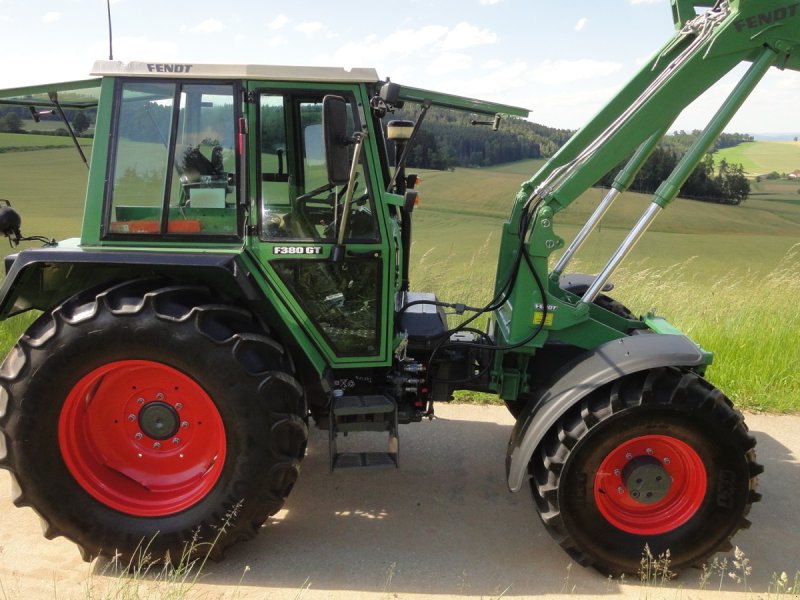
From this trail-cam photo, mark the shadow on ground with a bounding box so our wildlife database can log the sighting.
[107,406,798,598]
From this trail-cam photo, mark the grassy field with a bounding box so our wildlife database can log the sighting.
[0,140,798,411]
[714,140,800,176]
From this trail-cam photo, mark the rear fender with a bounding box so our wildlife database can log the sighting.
[0,246,258,318]
[505,333,706,492]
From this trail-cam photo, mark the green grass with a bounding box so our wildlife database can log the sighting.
[0,131,92,150]
[714,140,800,176]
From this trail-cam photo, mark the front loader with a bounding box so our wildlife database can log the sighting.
[0,0,794,575]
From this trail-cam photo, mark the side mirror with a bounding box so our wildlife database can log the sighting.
[322,95,351,185]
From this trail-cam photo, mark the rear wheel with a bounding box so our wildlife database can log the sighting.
[0,280,308,563]
[530,367,761,575]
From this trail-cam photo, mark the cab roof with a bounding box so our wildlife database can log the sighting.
[0,60,529,118]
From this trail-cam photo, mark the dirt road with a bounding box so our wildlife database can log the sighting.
[1,404,798,599]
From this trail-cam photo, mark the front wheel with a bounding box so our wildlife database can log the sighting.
[0,280,308,563]
[530,367,761,575]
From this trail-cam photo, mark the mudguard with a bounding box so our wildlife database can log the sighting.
[505,333,706,492]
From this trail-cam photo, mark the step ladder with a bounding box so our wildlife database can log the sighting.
[328,394,399,471]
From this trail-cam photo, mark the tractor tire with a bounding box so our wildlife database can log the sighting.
[530,367,761,575]
[0,280,308,564]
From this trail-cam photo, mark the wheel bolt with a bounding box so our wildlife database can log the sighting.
[153,442,161,449]
[663,457,671,465]
[136,397,145,404]
[127,413,136,421]
[134,432,143,440]
[156,393,165,401]
[175,403,183,410]
[617,486,625,494]
[646,448,654,455]
[625,452,633,460]
[613,468,621,477]
[172,437,181,445]
[181,421,189,429]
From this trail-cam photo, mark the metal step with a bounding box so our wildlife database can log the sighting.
[332,451,398,470]
[329,394,399,471]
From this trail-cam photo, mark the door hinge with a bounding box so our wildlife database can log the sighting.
[243,90,256,104]
[246,225,258,236]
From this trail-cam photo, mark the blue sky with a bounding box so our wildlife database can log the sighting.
[1,0,798,133]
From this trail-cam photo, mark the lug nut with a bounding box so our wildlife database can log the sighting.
[646,448,654,455]
[156,393,165,401]
[181,421,189,428]
[175,403,183,410]
[134,432,143,440]
[617,486,625,494]
[172,437,181,445]
[613,468,621,477]
[625,452,633,460]
[127,413,136,421]
[663,457,671,465]
[136,397,145,404]
[153,442,161,449]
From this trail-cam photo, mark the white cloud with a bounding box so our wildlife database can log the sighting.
[575,17,588,32]
[268,14,289,30]
[427,52,472,75]
[295,21,323,35]
[323,25,447,68]
[189,19,225,33]
[42,11,60,23]
[442,22,496,51]
[528,58,622,85]
[479,0,501,4]
[268,36,287,48]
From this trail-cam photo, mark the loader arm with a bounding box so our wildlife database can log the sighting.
[494,0,800,350]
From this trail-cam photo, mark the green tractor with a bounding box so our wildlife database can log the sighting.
[0,0,792,575]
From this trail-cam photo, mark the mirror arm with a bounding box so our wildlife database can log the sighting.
[332,132,367,262]
[386,99,431,193]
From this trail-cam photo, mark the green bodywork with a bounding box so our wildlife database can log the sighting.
[1,0,799,403]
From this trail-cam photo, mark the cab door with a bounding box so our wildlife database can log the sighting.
[245,84,392,366]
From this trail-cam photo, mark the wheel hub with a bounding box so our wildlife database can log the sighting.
[594,434,707,535]
[59,360,226,516]
[622,456,671,504]
[138,401,180,440]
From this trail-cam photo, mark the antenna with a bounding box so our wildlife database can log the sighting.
[106,0,114,60]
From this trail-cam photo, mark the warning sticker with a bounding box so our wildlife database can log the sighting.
[533,311,554,326]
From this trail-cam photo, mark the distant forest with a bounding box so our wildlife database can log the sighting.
[383,106,571,169]
[384,105,754,204]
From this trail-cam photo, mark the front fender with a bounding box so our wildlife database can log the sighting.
[505,333,707,492]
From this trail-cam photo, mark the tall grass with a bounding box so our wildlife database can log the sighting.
[408,236,800,413]
[610,245,800,412]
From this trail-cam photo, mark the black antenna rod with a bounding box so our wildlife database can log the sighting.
[106,0,114,60]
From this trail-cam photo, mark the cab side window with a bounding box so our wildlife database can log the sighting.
[107,81,238,237]
[259,93,378,242]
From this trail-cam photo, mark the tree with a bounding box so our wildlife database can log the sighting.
[0,112,23,133]
[72,111,90,135]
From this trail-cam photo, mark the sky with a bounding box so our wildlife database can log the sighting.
[1,0,799,134]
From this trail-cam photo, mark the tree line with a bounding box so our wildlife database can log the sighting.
[596,132,751,205]
[383,107,571,169]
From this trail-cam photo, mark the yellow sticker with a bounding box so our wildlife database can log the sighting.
[533,311,554,326]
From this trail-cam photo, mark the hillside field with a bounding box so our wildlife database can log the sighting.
[714,139,800,176]
[0,142,798,411]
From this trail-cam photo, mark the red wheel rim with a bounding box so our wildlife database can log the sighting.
[594,434,706,535]
[59,360,226,516]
